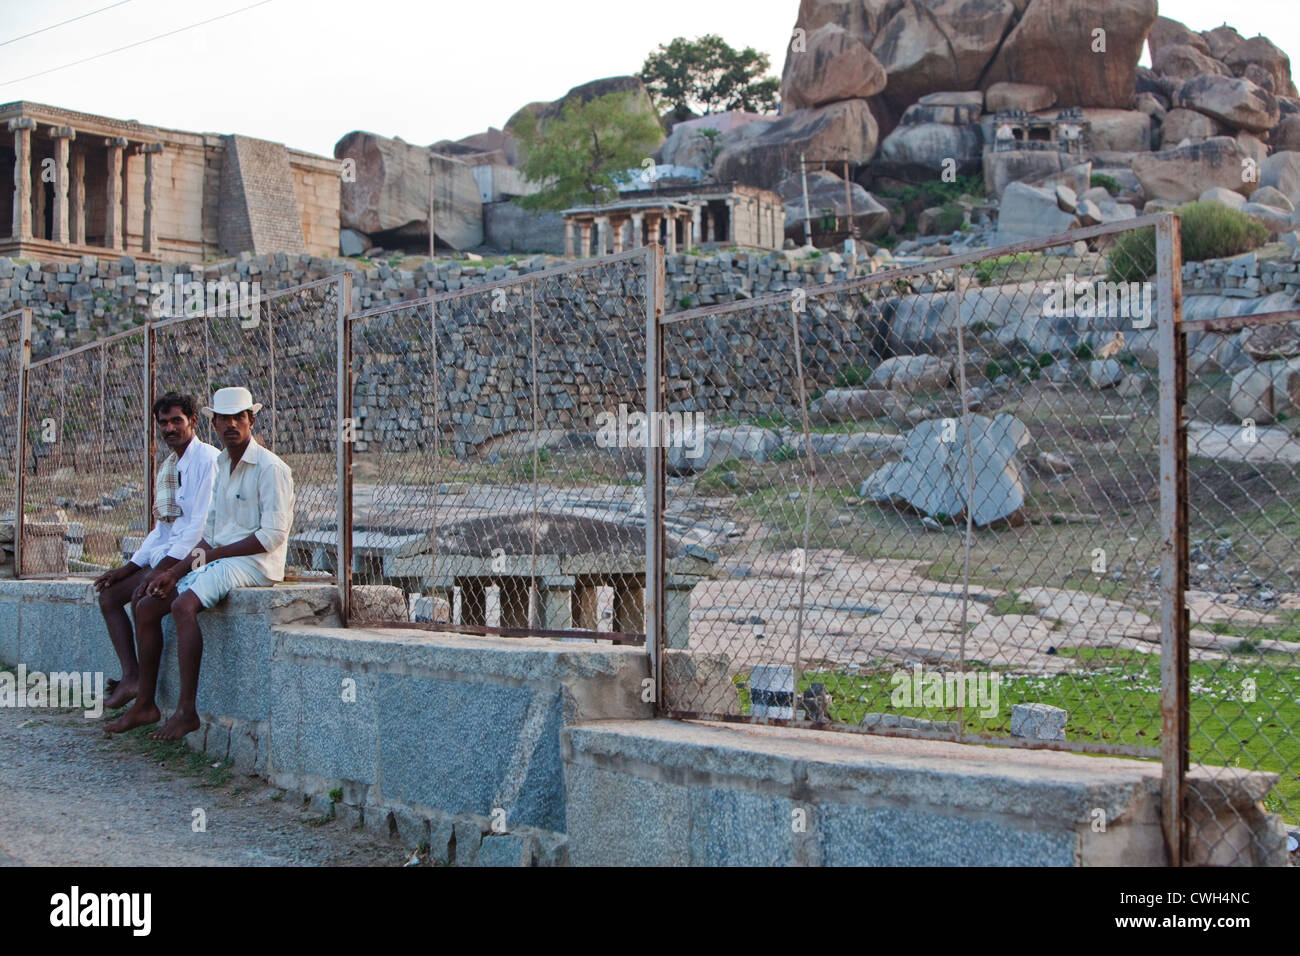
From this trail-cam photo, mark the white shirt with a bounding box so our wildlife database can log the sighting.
[203,436,295,581]
[130,439,220,569]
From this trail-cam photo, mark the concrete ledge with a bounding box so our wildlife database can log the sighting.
[269,625,650,842]
[563,720,1288,866]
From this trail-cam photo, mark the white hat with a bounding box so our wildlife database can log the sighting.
[201,386,263,418]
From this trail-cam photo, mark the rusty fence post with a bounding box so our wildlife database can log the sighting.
[337,272,354,625]
[1156,212,1189,866]
[645,243,666,710]
[14,308,32,578]
[144,319,155,532]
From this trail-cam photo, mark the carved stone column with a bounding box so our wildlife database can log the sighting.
[104,137,127,251]
[7,117,36,241]
[49,126,76,244]
[139,142,164,254]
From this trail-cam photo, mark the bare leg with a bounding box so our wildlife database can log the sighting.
[97,567,149,710]
[149,590,204,741]
[102,593,170,734]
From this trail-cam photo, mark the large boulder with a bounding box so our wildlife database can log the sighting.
[1147,15,1211,58]
[1131,137,1254,203]
[809,388,908,422]
[1152,44,1231,95]
[982,150,1066,199]
[985,81,1056,113]
[1260,152,1300,207]
[714,99,879,192]
[1201,25,1245,61]
[860,413,1031,527]
[1228,358,1300,425]
[877,122,982,174]
[1176,75,1280,134]
[1272,116,1300,152]
[995,181,1078,244]
[1160,107,1226,145]
[779,170,892,239]
[865,354,953,393]
[654,112,771,169]
[667,425,782,475]
[869,0,1019,113]
[1078,108,1152,152]
[505,76,662,142]
[1223,36,1298,99]
[982,0,1158,109]
[784,22,887,109]
[335,132,484,250]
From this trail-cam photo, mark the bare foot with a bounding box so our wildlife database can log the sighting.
[103,680,138,710]
[148,710,201,741]
[103,702,161,735]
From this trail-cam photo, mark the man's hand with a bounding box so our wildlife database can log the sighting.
[146,567,183,600]
[93,564,133,592]
[131,568,156,604]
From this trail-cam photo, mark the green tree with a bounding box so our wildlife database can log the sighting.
[639,35,780,121]
[514,92,665,212]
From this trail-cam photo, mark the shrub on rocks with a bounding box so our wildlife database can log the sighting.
[1108,201,1269,282]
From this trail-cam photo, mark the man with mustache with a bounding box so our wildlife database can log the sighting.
[104,387,295,740]
[92,392,219,711]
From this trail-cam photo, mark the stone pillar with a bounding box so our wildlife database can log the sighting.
[684,213,694,252]
[104,137,127,251]
[611,216,625,254]
[571,583,598,631]
[692,204,702,248]
[595,216,608,257]
[139,142,163,254]
[612,578,645,635]
[459,578,486,627]
[630,213,643,248]
[539,586,572,630]
[725,198,736,244]
[49,126,75,244]
[577,221,592,259]
[664,211,677,255]
[564,218,574,259]
[8,117,36,241]
[70,149,86,246]
[499,580,531,628]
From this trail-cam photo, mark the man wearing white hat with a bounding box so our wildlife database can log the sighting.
[105,387,295,740]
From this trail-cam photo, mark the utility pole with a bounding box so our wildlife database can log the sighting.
[799,152,813,249]
[427,148,437,261]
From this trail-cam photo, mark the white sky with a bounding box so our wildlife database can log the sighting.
[0,0,1297,158]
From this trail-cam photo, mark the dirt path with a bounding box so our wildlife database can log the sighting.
[0,703,410,867]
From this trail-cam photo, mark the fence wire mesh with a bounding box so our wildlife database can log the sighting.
[151,276,342,581]
[345,250,651,635]
[660,224,1175,761]
[0,309,26,537]
[19,330,148,577]
[1177,304,1300,865]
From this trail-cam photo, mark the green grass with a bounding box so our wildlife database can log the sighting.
[974,252,1036,286]
[1091,173,1122,197]
[1109,201,1269,282]
[732,648,1300,822]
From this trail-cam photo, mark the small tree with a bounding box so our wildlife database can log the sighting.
[514,92,665,212]
[640,35,780,120]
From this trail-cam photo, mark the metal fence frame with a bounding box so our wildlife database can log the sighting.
[648,214,1196,857]
[13,222,1300,864]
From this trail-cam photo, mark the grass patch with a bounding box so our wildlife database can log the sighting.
[1109,201,1269,282]
[975,252,1036,286]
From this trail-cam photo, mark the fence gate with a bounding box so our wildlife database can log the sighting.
[650,214,1213,862]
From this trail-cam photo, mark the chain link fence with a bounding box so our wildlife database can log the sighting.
[343,249,653,635]
[1176,301,1300,865]
[0,309,28,552]
[18,329,148,577]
